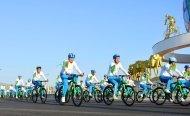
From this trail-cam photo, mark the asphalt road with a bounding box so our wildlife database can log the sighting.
[0,95,190,116]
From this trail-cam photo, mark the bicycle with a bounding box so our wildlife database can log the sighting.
[83,83,103,103]
[8,90,15,98]
[152,76,187,105]
[136,84,156,103]
[26,87,33,101]
[0,90,5,98]
[55,82,62,103]
[176,79,190,106]
[103,75,135,106]
[58,74,83,107]
[16,86,24,100]
[32,80,48,103]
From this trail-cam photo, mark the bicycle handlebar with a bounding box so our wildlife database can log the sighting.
[117,75,129,78]
[69,73,84,77]
[34,80,48,82]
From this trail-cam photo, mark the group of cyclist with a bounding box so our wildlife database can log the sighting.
[0,66,48,99]
[1,53,190,106]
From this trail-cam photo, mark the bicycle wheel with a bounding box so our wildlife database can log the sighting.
[32,89,38,103]
[19,91,24,101]
[94,90,102,103]
[103,86,114,105]
[171,89,179,104]
[177,86,190,106]
[152,87,166,105]
[83,90,90,102]
[71,85,83,107]
[58,86,65,105]
[40,88,47,103]
[65,91,70,103]
[149,91,154,103]
[26,90,32,101]
[136,91,144,103]
[55,90,59,103]
[121,85,135,106]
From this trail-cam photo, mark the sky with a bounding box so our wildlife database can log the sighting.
[0,0,188,86]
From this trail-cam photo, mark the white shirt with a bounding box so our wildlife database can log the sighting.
[140,76,153,85]
[181,71,190,81]
[100,79,108,86]
[33,71,47,81]
[9,86,15,91]
[61,60,82,75]
[160,63,183,77]
[79,82,85,88]
[57,77,62,83]
[127,79,136,86]
[107,62,129,76]
[0,85,5,90]
[16,78,24,86]
[85,74,99,83]
[26,81,33,87]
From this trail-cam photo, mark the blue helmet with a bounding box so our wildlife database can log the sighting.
[28,79,31,82]
[184,65,190,69]
[68,53,75,59]
[144,72,149,77]
[113,54,120,59]
[168,57,177,63]
[91,70,96,73]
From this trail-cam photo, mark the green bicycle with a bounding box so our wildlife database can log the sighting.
[152,76,188,105]
[176,80,190,106]
[83,83,103,103]
[58,74,83,107]
[17,86,24,100]
[103,75,135,106]
[32,80,48,103]
[136,84,156,103]
[26,87,33,101]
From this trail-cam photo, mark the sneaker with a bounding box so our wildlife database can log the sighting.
[140,94,143,98]
[61,97,65,103]
[16,96,18,99]
[169,98,173,102]
[26,95,28,98]
[165,89,170,93]
[181,98,185,102]
[113,95,118,100]
[118,91,121,96]
[41,96,45,99]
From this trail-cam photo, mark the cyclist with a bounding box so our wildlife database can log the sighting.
[60,53,84,103]
[126,75,136,87]
[25,79,33,97]
[15,76,24,99]
[139,72,153,97]
[0,84,5,98]
[79,80,85,89]
[107,54,130,99]
[180,65,190,86]
[100,75,108,91]
[85,70,99,96]
[9,84,15,97]
[55,75,62,91]
[159,57,183,96]
[32,66,48,90]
